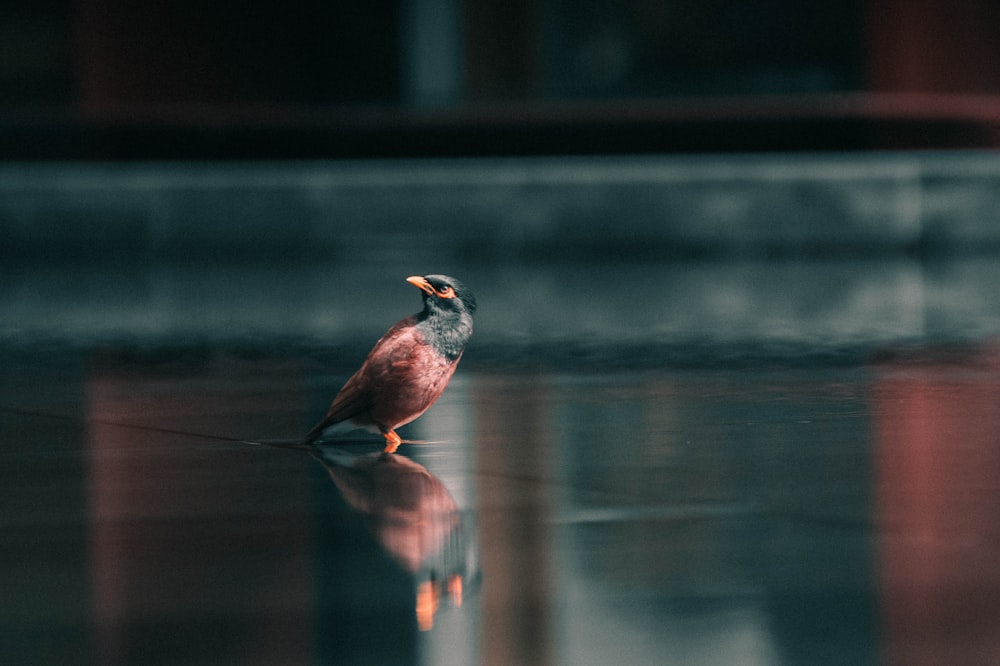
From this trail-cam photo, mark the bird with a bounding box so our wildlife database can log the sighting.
[303,274,476,453]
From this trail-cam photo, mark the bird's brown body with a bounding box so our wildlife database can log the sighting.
[303,275,475,453]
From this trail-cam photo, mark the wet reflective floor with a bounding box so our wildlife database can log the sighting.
[3,260,1000,665]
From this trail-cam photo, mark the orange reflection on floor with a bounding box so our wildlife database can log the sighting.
[873,344,1000,665]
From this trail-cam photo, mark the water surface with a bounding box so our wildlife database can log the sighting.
[3,260,1000,665]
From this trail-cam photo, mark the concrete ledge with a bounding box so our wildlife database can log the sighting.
[3,152,1000,263]
[3,258,1000,353]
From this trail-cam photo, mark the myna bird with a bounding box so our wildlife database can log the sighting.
[303,274,476,453]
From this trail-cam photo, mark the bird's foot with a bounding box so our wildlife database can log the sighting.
[382,429,403,454]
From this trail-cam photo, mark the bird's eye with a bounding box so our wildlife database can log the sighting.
[436,285,455,298]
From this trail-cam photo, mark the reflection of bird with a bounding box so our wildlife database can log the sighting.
[315,448,462,574]
[314,447,470,631]
[303,275,476,453]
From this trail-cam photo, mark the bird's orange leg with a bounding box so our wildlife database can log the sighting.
[382,429,403,453]
[447,574,463,608]
[416,580,439,631]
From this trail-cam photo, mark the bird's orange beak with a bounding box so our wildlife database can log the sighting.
[407,275,434,295]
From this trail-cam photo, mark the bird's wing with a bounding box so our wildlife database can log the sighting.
[351,318,427,396]
[301,369,372,443]
[304,317,420,442]
[322,370,372,420]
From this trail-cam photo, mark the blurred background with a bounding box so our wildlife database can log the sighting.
[5,3,1000,666]
[5,0,1000,159]
[5,0,1000,267]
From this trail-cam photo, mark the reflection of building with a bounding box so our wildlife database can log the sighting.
[473,374,557,666]
[547,371,877,664]
[86,356,316,665]
[467,367,882,663]
[873,344,1000,664]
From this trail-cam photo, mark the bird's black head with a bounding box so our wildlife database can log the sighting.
[407,274,475,359]
[407,274,477,317]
